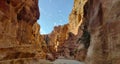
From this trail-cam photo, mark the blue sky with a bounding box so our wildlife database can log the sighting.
[38,0,74,34]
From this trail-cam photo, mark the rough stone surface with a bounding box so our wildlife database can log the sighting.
[0,0,47,63]
[68,0,87,35]
[44,0,89,61]
[44,0,120,64]
[0,58,52,64]
[84,0,120,64]
[0,0,120,64]
[43,24,69,59]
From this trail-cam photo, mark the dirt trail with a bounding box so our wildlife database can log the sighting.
[52,59,85,64]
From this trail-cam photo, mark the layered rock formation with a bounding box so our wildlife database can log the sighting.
[84,0,120,64]
[68,0,87,35]
[0,0,120,64]
[42,24,69,61]
[0,0,47,63]
[44,0,89,61]
[44,0,120,64]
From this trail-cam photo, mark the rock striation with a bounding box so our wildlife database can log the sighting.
[84,0,120,64]
[0,0,120,64]
[68,0,87,35]
[44,0,89,61]
[0,0,47,63]
[44,0,120,64]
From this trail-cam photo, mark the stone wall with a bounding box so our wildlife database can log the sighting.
[0,0,47,62]
[84,0,120,64]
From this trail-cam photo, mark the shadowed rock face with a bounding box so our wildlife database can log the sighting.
[0,0,120,64]
[44,0,120,64]
[84,0,120,64]
[44,0,90,61]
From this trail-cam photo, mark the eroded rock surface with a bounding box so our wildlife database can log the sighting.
[0,0,120,64]
[84,0,120,64]
[44,0,89,61]
[44,0,120,64]
[0,0,47,63]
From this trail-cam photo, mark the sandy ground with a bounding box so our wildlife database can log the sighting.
[52,59,85,64]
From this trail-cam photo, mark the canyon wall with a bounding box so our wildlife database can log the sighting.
[45,0,89,61]
[0,0,120,64]
[45,0,120,64]
[68,0,87,35]
[68,0,120,63]
[85,0,120,64]
[0,0,47,63]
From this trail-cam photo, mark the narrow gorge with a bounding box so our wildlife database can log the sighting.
[0,0,120,64]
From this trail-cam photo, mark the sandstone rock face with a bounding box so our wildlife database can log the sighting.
[44,0,89,61]
[0,0,120,64]
[68,0,87,35]
[45,0,120,64]
[43,24,85,61]
[84,0,120,64]
[0,0,46,63]
[0,58,52,64]
[43,24,69,60]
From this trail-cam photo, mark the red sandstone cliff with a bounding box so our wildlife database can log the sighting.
[44,0,120,64]
[0,0,120,64]
[44,0,88,61]
[0,0,47,63]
